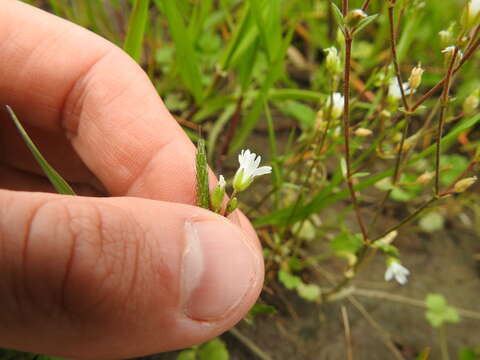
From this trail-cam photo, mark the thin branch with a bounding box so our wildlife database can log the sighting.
[435,48,459,195]
[343,32,369,242]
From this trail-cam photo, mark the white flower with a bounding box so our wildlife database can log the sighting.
[218,175,226,188]
[442,46,456,54]
[388,79,413,101]
[442,46,464,60]
[351,9,368,19]
[325,92,345,119]
[471,0,480,16]
[385,259,410,285]
[233,150,272,191]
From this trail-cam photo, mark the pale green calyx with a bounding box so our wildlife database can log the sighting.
[211,175,227,213]
[233,149,272,192]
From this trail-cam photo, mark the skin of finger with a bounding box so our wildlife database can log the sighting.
[0,190,263,359]
[0,1,199,204]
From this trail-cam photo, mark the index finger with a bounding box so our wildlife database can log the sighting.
[0,0,198,204]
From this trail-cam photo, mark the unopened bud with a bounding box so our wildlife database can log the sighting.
[463,90,479,115]
[408,64,424,90]
[325,93,345,120]
[324,47,342,75]
[380,110,392,119]
[211,175,226,213]
[454,176,477,193]
[416,171,435,185]
[315,110,327,131]
[346,9,368,29]
[355,128,373,137]
[438,30,453,48]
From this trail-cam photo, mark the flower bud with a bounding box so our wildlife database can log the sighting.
[441,46,464,66]
[438,30,453,48]
[346,9,368,28]
[211,175,226,213]
[324,47,342,75]
[325,92,345,120]
[454,176,477,193]
[416,171,434,185]
[463,90,479,115]
[355,128,373,137]
[408,64,424,90]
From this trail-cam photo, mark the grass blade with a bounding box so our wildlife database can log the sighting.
[5,106,76,195]
[155,0,204,104]
[123,0,151,63]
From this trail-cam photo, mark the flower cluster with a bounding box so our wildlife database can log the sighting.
[211,149,272,215]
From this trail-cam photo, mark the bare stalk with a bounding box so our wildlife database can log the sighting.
[435,48,459,195]
[343,31,369,242]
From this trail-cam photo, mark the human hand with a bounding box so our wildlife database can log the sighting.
[0,1,264,358]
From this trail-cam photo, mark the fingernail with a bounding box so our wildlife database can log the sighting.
[182,220,259,321]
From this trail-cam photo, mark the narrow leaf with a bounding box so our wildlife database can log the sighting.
[123,0,151,62]
[5,106,76,195]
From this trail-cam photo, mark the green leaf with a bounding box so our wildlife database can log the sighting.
[155,0,204,103]
[195,139,210,209]
[6,106,75,195]
[275,100,317,128]
[425,294,460,328]
[278,269,302,290]
[352,14,378,35]
[123,0,150,62]
[458,348,480,360]
[331,233,363,254]
[249,304,277,316]
[198,338,229,360]
[177,349,197,360]
[330,2,346,32]
[296,283,321,302]
[439,154,469,186]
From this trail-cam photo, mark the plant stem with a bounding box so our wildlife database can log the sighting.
[388,1,409,111]
[438,326,450,360]
[435,47,459,195]
[343,31,369,242]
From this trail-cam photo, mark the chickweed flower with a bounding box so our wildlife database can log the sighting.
[388,79,413,102]
[442,46,464,64]
[408,64,424,90]
[324,47,342,75]
[454,176,477,193]
[233,149,272,192]
[325,92,345,119]
[385,258,410,285]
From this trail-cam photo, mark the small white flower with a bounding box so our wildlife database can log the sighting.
[385,259,410,285]
[471,0,480,16]
[233,149,272,191]
[442,46,464,60]
[218,175,226,188]
[442,46,456,54]
[325,92,345,119]
[388,79,413,101]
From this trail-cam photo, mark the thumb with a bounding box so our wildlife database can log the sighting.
[0,190,263,359]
